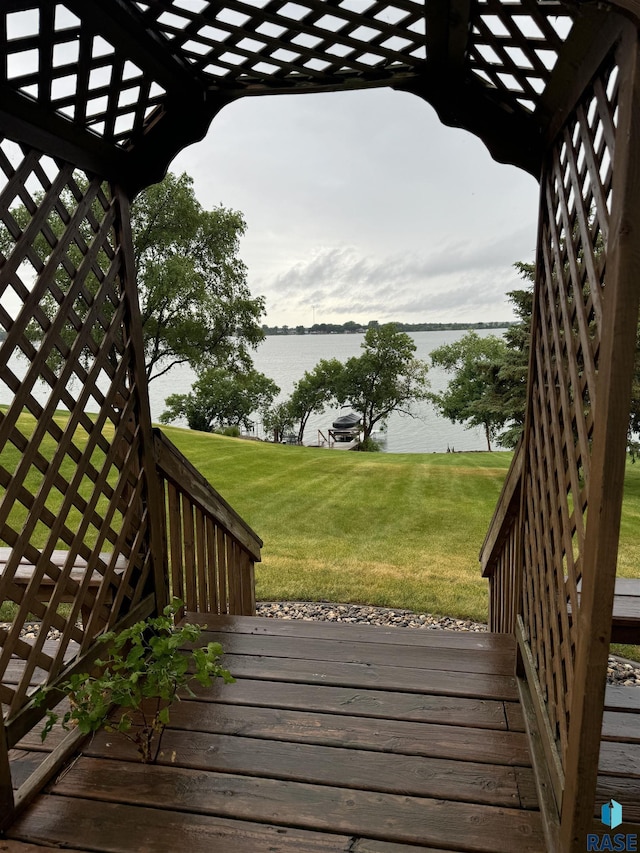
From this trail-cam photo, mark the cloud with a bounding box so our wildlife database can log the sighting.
[172,87,540,326]
[261,224,535,323]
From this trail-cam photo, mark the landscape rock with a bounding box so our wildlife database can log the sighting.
[257,600,640,686]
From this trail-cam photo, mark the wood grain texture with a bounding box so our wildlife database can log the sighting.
[6,616,541,850]
[217,652,519,701]
[84,728,532,808]
[162,700,533,765]
[8,796,354,853]
[50,757,544,852]
[184,676,513,729]
[184,613,514,650]
[196,629,516,675]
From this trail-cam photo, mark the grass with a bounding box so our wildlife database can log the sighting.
[167,427,640,658]
[159,428,493,620]
[2,416,639,630]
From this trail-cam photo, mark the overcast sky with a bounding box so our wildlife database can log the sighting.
[172,86,540,328]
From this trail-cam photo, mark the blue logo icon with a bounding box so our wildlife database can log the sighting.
[588,801,637,850]
[602,800,623,830]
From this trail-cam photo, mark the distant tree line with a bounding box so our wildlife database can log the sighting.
[262,320,513,336]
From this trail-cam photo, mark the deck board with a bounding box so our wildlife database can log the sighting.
[597,686,640,823]
[6,614,544,852]
[215,652,519,700]
[185,677,516,729]
[47,757,543,852]
[161,700,533,764]
[188,613,509,649]
[82,728,533,807]
[199,629,516,674]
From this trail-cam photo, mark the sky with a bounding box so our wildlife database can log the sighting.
[172,86,540,329]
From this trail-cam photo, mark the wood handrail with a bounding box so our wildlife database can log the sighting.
[153,428,261,617]
[152,428,262,562]
[479,441,523,578]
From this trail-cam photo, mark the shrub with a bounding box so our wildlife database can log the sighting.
[37,600,234,762]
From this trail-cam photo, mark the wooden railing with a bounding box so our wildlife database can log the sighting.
[153,429,262,617]
[0,429,261,829]
[479,442,523,633]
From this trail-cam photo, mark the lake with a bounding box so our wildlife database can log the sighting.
[149,328,508,454]
[0,329,508,454]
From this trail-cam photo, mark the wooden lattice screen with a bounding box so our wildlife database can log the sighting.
[520,50,617,768]
[0,139,164,747]
[516,23,640,847]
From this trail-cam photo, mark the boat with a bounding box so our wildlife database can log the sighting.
[332,412,361,430]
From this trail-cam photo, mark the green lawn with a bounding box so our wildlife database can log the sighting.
[163,426,640,628]
[2,417,639,629]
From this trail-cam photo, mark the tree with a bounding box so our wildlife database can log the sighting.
[336,324,430,442]
[1,171,265,382]
[429,331,510,452]
[160,367,279,433]
[262,401,295,443]
[288,359,344,444]
[132,172,265,381]
[497,261,639,455]
[495,263,534,448]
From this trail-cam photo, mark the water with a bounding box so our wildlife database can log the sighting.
[149,328,507,453]
[0,329,507,454]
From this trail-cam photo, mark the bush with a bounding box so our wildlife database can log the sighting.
[357,436,382,452]
[36,600,234,762]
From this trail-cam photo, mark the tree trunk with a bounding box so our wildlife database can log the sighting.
[485,423,492,452]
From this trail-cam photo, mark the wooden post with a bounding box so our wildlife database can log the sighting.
[0,710,15,830]
[560,22,640,850]
[112,186,169,613]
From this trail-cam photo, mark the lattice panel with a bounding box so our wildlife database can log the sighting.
[467,0,573,114]
[2,4,166,145]
[520,55,618,764]
[0,0,582,161]
[0,138,154,727]
[136,0,426,89]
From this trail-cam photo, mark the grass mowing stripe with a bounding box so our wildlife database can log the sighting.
[1,417,638,637]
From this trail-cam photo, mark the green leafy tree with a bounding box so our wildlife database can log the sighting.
[429,331,510,451]
[288,358,344,444]
[336,324,430,442]
[497,261,639,454]
[262,401,296,443]
[132,172,265,381]
[1,171,265,382]
[160,367,279,433]
[495,262,534,448]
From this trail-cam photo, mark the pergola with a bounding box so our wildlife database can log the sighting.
[0,1,639,851]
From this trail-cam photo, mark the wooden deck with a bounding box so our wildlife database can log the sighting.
[4,615,640,849]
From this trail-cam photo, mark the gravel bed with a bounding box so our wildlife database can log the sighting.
[8,601,640,686]
[257,600,640,686]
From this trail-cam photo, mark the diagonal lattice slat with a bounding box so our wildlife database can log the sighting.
[468,0,573,113]
[137,0,427,88]
[2,3,167,147]
[0,0,578,160]
[0,138,155,729]
[520,53,618,765]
